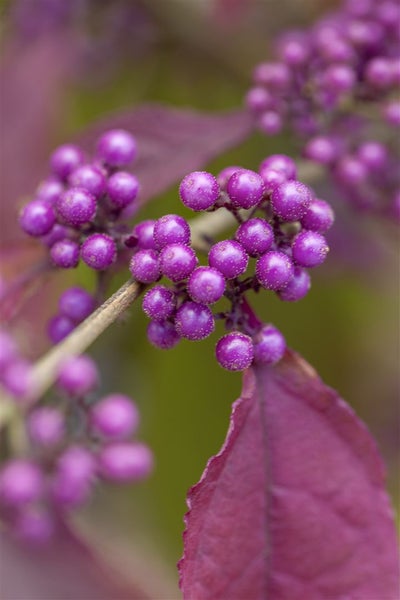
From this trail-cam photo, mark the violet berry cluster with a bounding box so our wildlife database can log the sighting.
[129,156,333,371]
[246,0,400,219]
[19,129,139,271]
[0,350,153,544]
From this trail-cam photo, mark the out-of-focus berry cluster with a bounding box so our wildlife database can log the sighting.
[0,344,153,544]
[130,156,333,371]
[246,0,400,220]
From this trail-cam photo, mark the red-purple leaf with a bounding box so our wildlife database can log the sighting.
[79,104,253,206]
[179,351,399,599]
[0,523,149,600]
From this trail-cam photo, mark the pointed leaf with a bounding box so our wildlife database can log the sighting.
[179,351,399,599]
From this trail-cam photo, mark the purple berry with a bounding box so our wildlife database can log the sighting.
[131,220,156,250]
[58,286,95,323]
[47,314,75,344]
[258,166,288,193]
[259,154,297,180]
[142,285,176,321]
[245,87,273,112]
[57,354,99,397]
[256,251,294,290]
[153,214,191,250]
[0,330,18,373]
[98,442,153,482]
[277,267,311,301]
[27,407,64,447]
[129,249,160,283]
[253,325,286,364]
[0,460,43,506]
[226,169,264,209]
[292,230,329,267]
[301,199,335,233]
[90,394,139,440]
[253,61,291,89]
[81,233,117,270]
[208,240,248,279]
[159,244,198,282]
[357,141,388,170]
[147,320,180,350]
[365,57,395,89]
[322,64,355,94]
[175,301,215,341]
[1,359,32,400]
[259,111,283,135]
[235,218,274,257]
[69,164,106,199]
[107,171,139,209]
[303,136,340,165]
[19,199,55,237]
[335,156,368,187]
[216,166,241,191]
[13,507,54,544]
[50,239,80,269]
[271,180,312,221]
[36,178,64,204]
[179,171,220,211]
[50,144,84,180]
[52,446,95,508]
[215,332,254,371]
[96,129,137,167]
[187,267,226,304]
[383,101,400,126]
[40,224,70,247]
[56,188,96,227]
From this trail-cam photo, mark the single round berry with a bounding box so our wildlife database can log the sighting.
[179,171,220,211]
[40,224,70,247]
[0,460,43,506]
[13,507,54,544]
[277,267,311,301]
[256,251,294,290]
[245,87,273,112]
[96,129,137,167]
[90,394,139,440]
[58,286,95,323]
[69,164,106,199]
[1,360,32,400]
[107,171,139,209]
[131,220,156,250]
[259,154,297,180]
[300,199,335,233]
[357,141,388,170]
[50,144,84,180]
[57,354,99,397]
[253,325,286,364]
[322,64,356,94]
[129,249,160,283]
[0,331,18,373]
[50,239,80,269]
[271,180,312,221]
[292,231,329,267]
[259,111,283,135]
[147,320,180,350]
[52,446,95,508]
[235,218,274,257]
[335,156,368,187]
[208,240,248,279]
[258,166,287,192]
[36,178,64,204]
[253,61,291,89]
[383,101,400,126]
[153,214,190,250]
[19,200,55,237]
[56,187,96,227]
[226,169,264,209]
[303,136,340,165]
[187,267,226,304]
[27,407,64,447]
[98,442,153,482]
[175,301,215,341]
[47,314,75,344]
[142,285,176,321]
[365,57,395,89]
[216,166,241,191]
[215,332,254,371]
[159,244,198,282]
[81,233,116,270]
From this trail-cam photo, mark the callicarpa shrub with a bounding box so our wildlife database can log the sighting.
[0,0,399,598]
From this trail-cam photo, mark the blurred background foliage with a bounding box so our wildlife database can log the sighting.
[0,0,398,594]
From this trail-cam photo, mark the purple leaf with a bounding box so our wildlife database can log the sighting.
[0,523,149,600]
[79,104,253,206]
[179,351,399,599]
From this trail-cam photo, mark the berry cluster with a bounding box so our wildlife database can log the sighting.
[129,156,333,371]
[0,350,152,544]
[19,129,139,271]
[246,0,400,219]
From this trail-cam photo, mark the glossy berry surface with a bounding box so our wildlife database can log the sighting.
[27,408,64,448]
[153,214,191,250]
[142,285,176,321]
[187,267,226,304]
[36,179,64,205]
[271,180,312,221]
[0,460,43,506]
[130,249,160,283]
[278,267,311,302]
[253,324,286,364]
[69,164,106,199]
[58,286,95,323]
[19,200,56,237]
[292,231,329,267]
[107,171,139,209]
[81,234,117,270]
[215,332,254,371]
[57,355,99,397]
[98,442,153,482]
[179,171,220,211]
[300,199,335,233]
[256,251,294,290]
[175,301,215,341]
[208,240,248,279]
[52,446,95,508]
[147,320,180,350]
[90,394,139,440]
[56,188,96,227]
[259,154,297,179]
[50,239,80,269]
[96,129,137,167]
[226,169,264,209]
[235,218,274,257]
[50,144,84,180]
[131,220,156,250]
[159,244,198,282]
[47,314,75,344]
